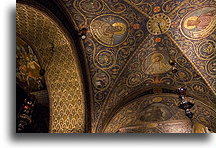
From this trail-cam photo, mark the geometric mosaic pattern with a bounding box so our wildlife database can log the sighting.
[16,4,85,133]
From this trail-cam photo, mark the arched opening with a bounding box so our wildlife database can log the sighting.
[104,93,215,133]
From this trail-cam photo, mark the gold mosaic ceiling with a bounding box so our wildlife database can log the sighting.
[56,0,215,132]
[17,0,216,133]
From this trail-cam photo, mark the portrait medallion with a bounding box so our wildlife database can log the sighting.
[79,0,103,14]
[139,103,173,122]
[127,72,142,87]
[175,69,192,82]
[90,14,128,47]
[180,7,215,40]
[206,57,216,76]
[142,52,172,75]
[95,50,115,69]
[92,71,110,90]
[197,40,215,59]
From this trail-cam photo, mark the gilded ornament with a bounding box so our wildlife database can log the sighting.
[147,13,171,35]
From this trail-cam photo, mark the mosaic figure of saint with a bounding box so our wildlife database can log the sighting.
[145,53,171,75]
[26,56,41,81]
[184,10,215,30]
[182,8,215,39]
[91,20,126,46]
[139,103,172,122]
[94,72,109,89]
[16,37,45,91]
[140,107,164,121]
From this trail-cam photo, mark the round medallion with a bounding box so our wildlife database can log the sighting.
[94,91,104,101]
[142,52,172,75]
[84,38,95,54]
[79,0,103,14]
[127,72,142,87]
[175,69,192,82]
[147,13,171,35]
[198,40,215,59]
[180,7,215,40]
[90,14,128,47]
[95,50,115,69]
[192,82,207,93]
[92,71,110,90]
[119,47,131,58]
[177,56,188,66]
[206,58,216,76]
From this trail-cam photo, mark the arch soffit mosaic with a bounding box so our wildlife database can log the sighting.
[103,94,216,133]
[16,3,86,133]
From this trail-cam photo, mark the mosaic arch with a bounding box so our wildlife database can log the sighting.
[104,94,216,133]
[16,3,86,133]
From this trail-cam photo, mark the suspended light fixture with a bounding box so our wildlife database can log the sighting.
[177,87,194,119]
[169,59,178,73]
[17,95,36,132]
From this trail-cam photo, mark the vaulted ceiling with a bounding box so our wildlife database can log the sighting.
[56,0,215,132]
[17,0,216,133]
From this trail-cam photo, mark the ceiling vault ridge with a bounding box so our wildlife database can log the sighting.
[101,0,125,14]
[95,34,152,128]
[123,0,150,18]
[168,0,189,16]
